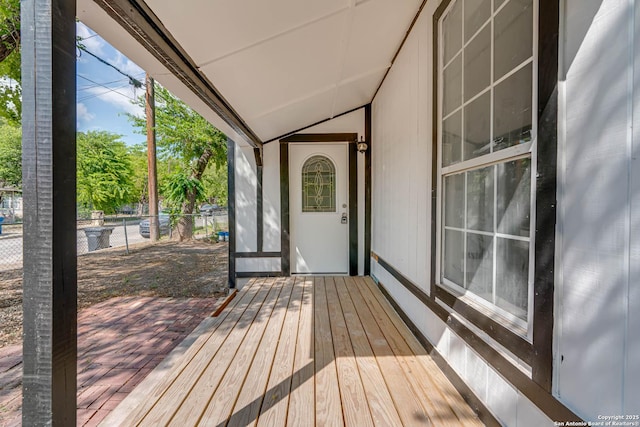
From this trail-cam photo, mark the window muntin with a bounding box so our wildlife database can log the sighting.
[438,0,536,327]
[301,155,336,213]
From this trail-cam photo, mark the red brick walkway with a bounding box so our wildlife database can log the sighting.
[0,296,220,427]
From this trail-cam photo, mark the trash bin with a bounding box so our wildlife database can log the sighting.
[83,227,114,252]
[0,217,4,235]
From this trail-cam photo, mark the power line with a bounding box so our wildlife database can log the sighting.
[77,45,144,89]
[77,74,140,102]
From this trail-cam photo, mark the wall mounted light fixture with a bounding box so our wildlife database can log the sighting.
[357,136,368,153]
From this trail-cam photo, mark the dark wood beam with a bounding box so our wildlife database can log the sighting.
[279,133,358,143]
[21,0,77,424]
[93,0,263,148]
[364,104,372,275]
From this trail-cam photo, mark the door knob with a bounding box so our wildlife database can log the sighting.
[341,213,348,224]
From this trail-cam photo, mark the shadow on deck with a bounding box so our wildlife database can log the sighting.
[100,276,484,426]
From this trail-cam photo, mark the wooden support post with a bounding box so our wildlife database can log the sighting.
[21,0,77,424]
[146,74,159,241]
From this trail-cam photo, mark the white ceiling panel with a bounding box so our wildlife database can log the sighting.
[251,90,337,141]
[341,0,423,79]
[199,12,348,120]
[332,69,387,116]
[145,0,350,66]
[81,0,422,142]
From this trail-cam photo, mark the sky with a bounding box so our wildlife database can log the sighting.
[76,22,146,146]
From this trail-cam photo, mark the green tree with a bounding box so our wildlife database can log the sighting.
[202,162,227,207]
[0,121,21,204]
[129,84,226,240]
[77,131,136,214]
[0,0,21,124]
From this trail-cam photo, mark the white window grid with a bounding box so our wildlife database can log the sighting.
[435,0,539,337]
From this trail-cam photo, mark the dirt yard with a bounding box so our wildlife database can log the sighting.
[0,240,229,348]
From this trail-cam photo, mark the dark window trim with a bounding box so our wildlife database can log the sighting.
[280,133,359,276]
[372,253,581,423]
[92,0,262,148]
[533,0,560,393]
[435,286,533,364]
[432,0,558,393]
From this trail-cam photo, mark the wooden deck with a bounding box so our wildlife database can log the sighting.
[100,276,483,426]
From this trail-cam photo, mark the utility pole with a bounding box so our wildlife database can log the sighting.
[146,74,159,241]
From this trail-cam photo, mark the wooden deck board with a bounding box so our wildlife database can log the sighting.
[337,277,405,427]
[101,276,484,427]
[325,277,375,427]
[225,277,295,427]
[344,277,434,426]
[198,277,293,426]
[165,279,281,425]
[256,276,305,427]
[314,277,345,427]
[286,277,315,427]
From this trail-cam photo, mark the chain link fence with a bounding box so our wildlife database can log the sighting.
[0,209,228,272]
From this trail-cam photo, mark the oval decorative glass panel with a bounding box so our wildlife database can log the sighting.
[302,155,336,213]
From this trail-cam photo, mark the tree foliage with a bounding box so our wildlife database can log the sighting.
[129,83,227,240]
[77,131,136,214]
[0,121,21,205]
[0,0,21,124]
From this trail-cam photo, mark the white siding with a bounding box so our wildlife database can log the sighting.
[235,257,281,273]
[557,0,639,418]
[262,141,281,252]
[235,144,257,252]
[372,9,431,293]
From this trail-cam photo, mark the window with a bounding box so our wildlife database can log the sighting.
[438,0,536,327]
[302,155,336,213]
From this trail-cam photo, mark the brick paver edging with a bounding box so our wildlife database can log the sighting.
[0,296,220,427]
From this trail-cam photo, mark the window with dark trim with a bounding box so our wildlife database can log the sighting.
[437,0,537,332]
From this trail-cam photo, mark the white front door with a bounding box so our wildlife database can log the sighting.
[290,143,349,274]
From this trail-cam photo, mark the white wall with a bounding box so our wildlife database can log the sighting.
[260,109,367,274]
[235,144,258,252]
[371,7,430,294]
[556,0,640,418]
[263,141,282,252]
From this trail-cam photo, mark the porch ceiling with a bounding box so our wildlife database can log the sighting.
[77,0,422,144]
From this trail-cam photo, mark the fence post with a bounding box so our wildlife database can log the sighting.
[123,219,129,254]
[204,215,208,238]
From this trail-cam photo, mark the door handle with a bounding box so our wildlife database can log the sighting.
[341,213,348,224]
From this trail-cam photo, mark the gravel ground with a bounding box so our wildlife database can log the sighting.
[0,239,229,348]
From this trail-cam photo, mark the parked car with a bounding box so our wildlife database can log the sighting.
[199,204,219,216]
[139,214,171,238]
